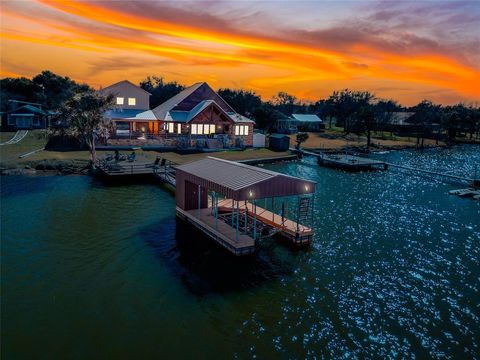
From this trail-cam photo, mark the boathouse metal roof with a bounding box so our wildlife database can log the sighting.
[175,157,316,204]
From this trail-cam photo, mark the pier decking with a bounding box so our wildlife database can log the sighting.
[294,149,388,171]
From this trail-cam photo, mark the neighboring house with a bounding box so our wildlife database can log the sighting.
[274,116,298,134]
[291,114,324,132]
[389,112,415,126]
[100,80,152,137]
[3,104,48,131]
[109,81,255,147]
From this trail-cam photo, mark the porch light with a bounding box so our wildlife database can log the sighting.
[248,190,254,198]
[304,185,310,192]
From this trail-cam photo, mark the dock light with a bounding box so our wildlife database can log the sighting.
[304,185,310,192]
[248,190,254,198]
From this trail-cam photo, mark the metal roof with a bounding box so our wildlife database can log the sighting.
[124,110,157,121]
[105,109,146,119]
[177,157,276,191]
[151,82,204,120]
[291,114,322,123]
[175,157,316,201]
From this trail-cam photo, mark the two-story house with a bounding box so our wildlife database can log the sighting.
[100,80,152,137]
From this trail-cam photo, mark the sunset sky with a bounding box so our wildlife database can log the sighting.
[1,0,479,105]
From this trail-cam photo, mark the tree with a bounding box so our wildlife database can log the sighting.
[374,99,401,136]
[327,89,375,133]
[272,92,298,115]
[1,70,88,112]
[355,105,376,150]
[295,132,309,149]
[139,76,185,108]
[410,100,442,147]
[253,103,286,133]
[59,89,115,164]
[217,88,262,116]
[33,70,89,110]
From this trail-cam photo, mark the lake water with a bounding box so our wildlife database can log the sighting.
[2,146,479,359]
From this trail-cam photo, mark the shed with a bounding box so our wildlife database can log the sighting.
[268,133,290,151]
[253,132,266,148]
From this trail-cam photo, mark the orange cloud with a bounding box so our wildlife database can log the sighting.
[1,0,478,105]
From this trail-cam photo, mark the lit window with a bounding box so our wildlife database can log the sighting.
[234,125,249,136]
[209,124,215,134]
[177,124,181,134]
[198,124,204,135]
[128,98,136,106]
[168,122,174,133]
[191,124,197,135]
[116,97,124,105]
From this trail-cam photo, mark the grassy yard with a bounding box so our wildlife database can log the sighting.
[290,131,444,150]
[0,130,291,168]
[0,131,49,165]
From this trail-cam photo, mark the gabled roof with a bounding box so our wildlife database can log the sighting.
[151,82,243,120]
[101,80,152,95]
[176,157,315,200]
[152,82,205,120]
[291,114,322,123]
[8,104,46,115]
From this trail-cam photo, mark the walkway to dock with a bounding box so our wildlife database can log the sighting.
[216,199,312,240]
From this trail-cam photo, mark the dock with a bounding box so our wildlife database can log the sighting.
[294,149,388,171]
[175,157,316,256]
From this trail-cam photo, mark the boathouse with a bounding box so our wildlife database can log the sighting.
[175,157,316,255]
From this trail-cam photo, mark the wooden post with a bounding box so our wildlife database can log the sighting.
[296,196,300,234]
[198,184,201,218]
[244,200,247,233]
[311,193,315,229]
[236,200,239,242]
[253,200,257,240]
[231,199,235,227]
[214,192,218,230]
[272,197,275,221]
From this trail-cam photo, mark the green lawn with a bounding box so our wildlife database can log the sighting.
[0,130,291,168]
[0,130,48,165]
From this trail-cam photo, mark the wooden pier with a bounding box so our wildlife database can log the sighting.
[295,149,388,171]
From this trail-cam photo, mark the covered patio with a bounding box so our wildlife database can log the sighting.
[175,157,316,255]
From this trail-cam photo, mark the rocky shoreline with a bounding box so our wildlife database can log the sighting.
[1,159,91,176]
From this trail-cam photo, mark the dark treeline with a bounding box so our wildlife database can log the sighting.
[1,71,479,144]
